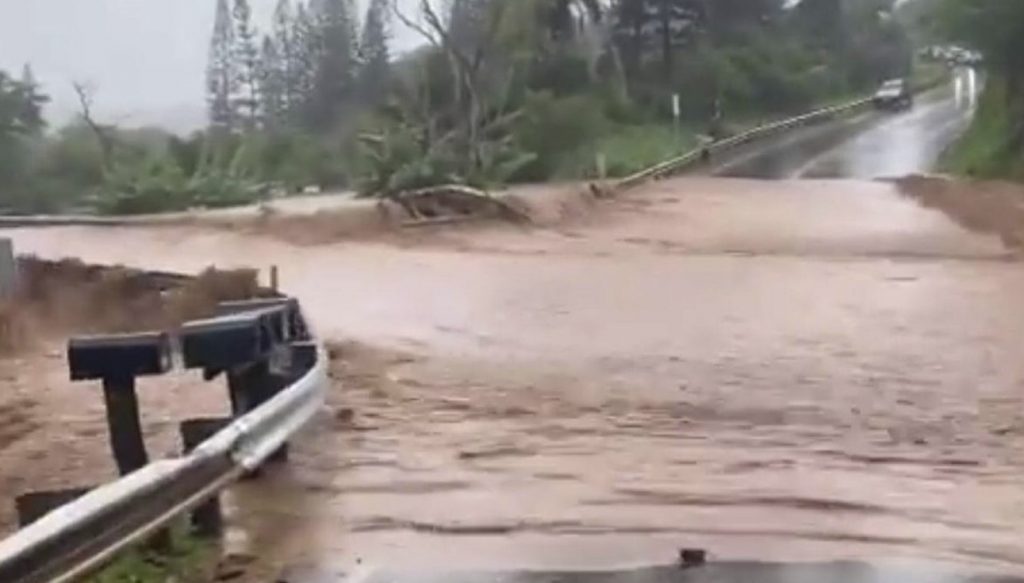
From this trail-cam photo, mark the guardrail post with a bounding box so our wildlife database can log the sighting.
[183,300,304,468]
[180,418,231,537]
[67,332,173,476]
[101,375,149,474]
[0,238,17,298]
[14,488,91,528]
[67,331,175,552]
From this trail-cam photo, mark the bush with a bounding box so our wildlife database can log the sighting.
[943,77,1024,179]
[95,153,192,215]
[588,124,697,179]
[513,91,609,181]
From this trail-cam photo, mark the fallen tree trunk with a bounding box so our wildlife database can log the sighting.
[385,184,532,225]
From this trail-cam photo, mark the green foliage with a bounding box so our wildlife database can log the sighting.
[579,123,696,179]
[355,99,539,197]
[356,126,459,196]
[0,69,49,212]
[943,77,1024,180]
[514,91,608,181]
[938,0,1024,81]
[89,526,214,582]
[937,0,1024,181]
[93,134,276,215]
[96,153,192,215]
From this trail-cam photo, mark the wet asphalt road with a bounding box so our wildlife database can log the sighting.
[715,69,979,180]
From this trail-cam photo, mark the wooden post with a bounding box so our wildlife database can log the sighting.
[101,375,171,550]
[269,265,279,293]
[0,238,17,299]
[180,418,230,537]
[101,376,149,476]
[227,360,288,465]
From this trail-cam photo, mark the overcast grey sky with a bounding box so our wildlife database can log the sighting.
[0,0,423,132]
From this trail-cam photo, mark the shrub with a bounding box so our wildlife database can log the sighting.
[95,153,192,215]
[513,91,609,181]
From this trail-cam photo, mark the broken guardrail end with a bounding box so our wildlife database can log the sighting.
[679,548,707,568]
[181,308,286,371]
[15,488,93,528]
[67,332,172,381]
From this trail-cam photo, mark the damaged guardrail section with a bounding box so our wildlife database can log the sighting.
[0,292,327,583]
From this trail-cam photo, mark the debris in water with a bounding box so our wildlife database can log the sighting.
[679,548,707,568]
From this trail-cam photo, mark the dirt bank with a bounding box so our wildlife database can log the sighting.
[897,175,1024,250]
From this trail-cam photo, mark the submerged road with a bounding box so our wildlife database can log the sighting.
[716,68,979,180]
[5,176,1024,580]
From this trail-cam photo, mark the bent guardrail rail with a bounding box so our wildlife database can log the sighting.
[0,293,327,583]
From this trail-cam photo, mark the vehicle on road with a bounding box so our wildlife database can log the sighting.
[872,79,913,112]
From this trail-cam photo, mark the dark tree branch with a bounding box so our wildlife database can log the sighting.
[72,82,115,170]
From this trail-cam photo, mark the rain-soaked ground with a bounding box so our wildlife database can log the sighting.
[4,173,1024,581]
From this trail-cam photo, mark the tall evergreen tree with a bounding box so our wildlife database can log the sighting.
[272,0,300,116]
[19,64,37,91]
[207,0,237,131]
[612,0,704,83]
[259,37,287,129]
[291,1,322,127]
[358,0,391,103]
[233,0,261,129]
[308,0,360,128]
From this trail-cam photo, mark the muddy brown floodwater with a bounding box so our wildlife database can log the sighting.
[3,176,1024,578]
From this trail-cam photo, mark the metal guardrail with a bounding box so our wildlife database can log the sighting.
[0,294,328,582]
[614,98,873,190]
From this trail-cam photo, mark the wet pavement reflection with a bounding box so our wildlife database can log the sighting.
[718,68,979,180]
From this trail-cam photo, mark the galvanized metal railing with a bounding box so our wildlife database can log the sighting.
[614,98,874,190]
[0,291,328,582]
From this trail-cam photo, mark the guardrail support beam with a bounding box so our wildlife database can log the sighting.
[102,376,149,475]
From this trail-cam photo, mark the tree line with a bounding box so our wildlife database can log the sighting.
[206,0,390,134]
[1,0,915,215]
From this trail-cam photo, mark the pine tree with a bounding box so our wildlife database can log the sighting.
[19,64,37,89]
[233,0,261,129]
[207,0,237,131]
[358,0,391,104]
[259,37,287,129]
[291,1,320,126]
[612,0,705,83]
[308,0,359,128]
[272,0,298,116]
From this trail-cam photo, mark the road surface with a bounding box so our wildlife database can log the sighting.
[715,68,979,180]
